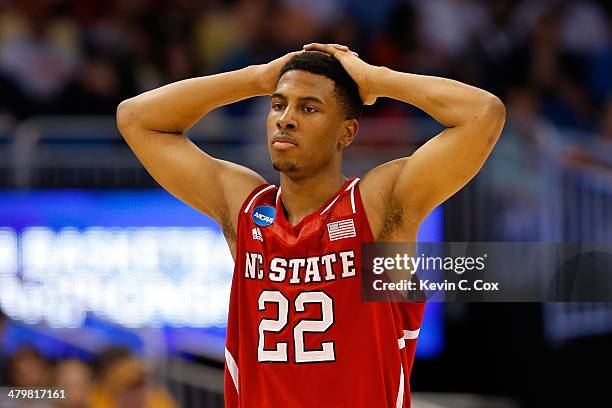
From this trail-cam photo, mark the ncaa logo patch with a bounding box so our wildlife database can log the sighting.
[252,205,276,227]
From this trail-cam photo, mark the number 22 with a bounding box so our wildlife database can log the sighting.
[258,290,335,363]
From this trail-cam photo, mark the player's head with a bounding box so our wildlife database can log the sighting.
[278,52,363,120]
[267,51,363,176]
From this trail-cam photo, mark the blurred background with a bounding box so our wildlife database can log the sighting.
[0,0,611,407]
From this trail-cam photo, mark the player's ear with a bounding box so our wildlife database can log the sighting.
[339,119,358,149]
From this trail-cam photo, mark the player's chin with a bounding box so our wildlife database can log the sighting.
[272,159,299,173]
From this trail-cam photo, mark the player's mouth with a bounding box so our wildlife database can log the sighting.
[272,134,297,150]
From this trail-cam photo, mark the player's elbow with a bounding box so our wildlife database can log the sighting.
[471,94,505,140]
[478,95,506,147]
[116,98,139,135]
[480,94,506,127]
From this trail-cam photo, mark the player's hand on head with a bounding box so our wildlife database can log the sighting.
[257,50,304,95]
[302,43,378,105]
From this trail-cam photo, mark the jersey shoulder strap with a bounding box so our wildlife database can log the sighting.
[240,183,277,214]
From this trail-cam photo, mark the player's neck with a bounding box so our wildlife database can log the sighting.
[279,170,348,225]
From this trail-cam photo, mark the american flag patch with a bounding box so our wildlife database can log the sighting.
[327,219,356,241]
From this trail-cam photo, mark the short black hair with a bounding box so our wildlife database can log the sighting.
[278,51,363,119]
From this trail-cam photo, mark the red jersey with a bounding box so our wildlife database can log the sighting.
[224,177,425,407]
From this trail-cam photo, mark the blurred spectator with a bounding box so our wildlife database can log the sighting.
[8,346,52,387]
[364,2,431,119]
[483,84,563,240]
[472,0,515,94]
[273,1,325,49]
[562,98,612,171]
[162,42,197,83]
[0,1,79,116]
[0,0,607,134]
[58,55,122,115]
[54,359,93,408]
[560,0,609,54]
[415,0,490,60]
[284,0,342,26]
[193,2,246,73]
[505,10,598,130]
[506,0,608,51]
[478,0,514,60]
[367,2,422,72]
[91,347,177,408]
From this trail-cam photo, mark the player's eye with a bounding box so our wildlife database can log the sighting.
[272,103,284,110]
[304,106,317,113]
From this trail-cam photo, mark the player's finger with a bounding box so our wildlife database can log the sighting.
[304,43,339,51]
[303,43,355,60]
[331,44,349,51]
[304,43,349,52]
[303,44,338,57]
[303,43,328,51]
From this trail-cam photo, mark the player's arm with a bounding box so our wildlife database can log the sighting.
[371,69,506,225]
[303,43,505,231]
[116,52,300,250]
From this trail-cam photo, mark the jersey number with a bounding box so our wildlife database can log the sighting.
[258,290,335,363]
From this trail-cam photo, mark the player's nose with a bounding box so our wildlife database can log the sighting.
[277,108,297,130]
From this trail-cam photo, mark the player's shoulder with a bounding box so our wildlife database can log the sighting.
[359,157,411,239]
[216,159,268,208]
[241,181,278,214]
[213,159,270,258]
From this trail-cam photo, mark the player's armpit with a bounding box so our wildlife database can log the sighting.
[393,97,506,225]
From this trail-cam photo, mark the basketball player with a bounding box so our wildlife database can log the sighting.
[117,43,505,407]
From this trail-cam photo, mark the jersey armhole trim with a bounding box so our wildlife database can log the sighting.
[353,179,377,242]
[225,347,239,394]
[346,177,360,214]
[396,361,405,408]
[242,184,276,214]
